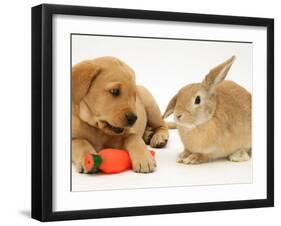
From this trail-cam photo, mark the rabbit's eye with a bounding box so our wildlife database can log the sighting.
[194,96,201,104]
[109,88,120,96]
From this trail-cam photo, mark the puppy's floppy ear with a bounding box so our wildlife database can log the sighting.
[72,60,101,104]
[163,94,178,118]
[202,55,235,93]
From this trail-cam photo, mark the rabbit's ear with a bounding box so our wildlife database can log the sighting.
[163,94,178,118]
[72,61,101,104]
[202,56,236,93]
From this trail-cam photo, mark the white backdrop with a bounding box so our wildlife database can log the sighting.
[0,0,279,226]
[72,34,252,112]
[71,35,254,193]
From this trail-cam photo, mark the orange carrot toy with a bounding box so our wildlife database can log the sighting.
[84,149,155,174]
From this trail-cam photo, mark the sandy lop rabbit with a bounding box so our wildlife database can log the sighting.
[163,56,251,164]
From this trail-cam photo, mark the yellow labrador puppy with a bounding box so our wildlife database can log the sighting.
[72,56,169,173]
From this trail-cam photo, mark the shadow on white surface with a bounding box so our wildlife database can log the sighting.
[19,210,30,218]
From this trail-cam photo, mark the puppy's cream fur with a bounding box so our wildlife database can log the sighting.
[72,56,169,173]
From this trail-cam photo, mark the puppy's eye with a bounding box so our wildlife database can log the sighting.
[109,88,120,96]
[194,96,201,104]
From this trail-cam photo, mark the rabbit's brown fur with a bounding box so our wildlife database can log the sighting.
[163,56,251,164]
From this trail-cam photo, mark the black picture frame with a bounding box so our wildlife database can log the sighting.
[31,3,274,222]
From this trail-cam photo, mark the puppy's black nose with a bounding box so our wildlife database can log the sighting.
[126,112,138,126]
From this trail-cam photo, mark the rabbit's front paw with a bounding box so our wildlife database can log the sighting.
[177,150,191,163]
[182,153,209,164]
[229,150,250,162]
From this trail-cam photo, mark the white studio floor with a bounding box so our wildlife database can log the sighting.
[72,130,252,192]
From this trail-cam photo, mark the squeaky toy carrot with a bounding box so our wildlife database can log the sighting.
[84,148,155,174]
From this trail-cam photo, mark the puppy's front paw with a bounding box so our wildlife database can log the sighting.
[150,130,169,148]
[143,126,154,145]
[74,160,84,173]
[131,152,156,173]
[182,153,209,164]
[73,151,99,174]
[74,159,99,174]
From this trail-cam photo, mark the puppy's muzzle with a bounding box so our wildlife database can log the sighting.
[125,112,138,126]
